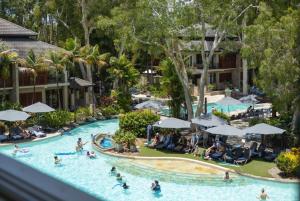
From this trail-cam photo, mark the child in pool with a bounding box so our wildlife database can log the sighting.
[110,166,117,175]
[116,173,123,182]
[54,156,62,165]
[223,171,232,182]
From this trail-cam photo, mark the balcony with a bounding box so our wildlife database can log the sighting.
[19,70,65,87]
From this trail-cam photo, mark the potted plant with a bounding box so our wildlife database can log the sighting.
[112,130,124,152]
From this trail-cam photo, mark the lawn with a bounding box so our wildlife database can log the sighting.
[139,146,276,178]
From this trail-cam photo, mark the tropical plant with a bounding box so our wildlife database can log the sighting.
[0,121,7,133]
[109,55,139,111]
[113,129,136,149]
[276,148,300,177]
[18,50,48,103]
[100,105,120,117]
[119,110,160,137]
[160,59,185,118]
[75,106,92,122]
[212,110,230,122]
[0,49,18,105]
[40,110,73,129]
[46,51,69,108]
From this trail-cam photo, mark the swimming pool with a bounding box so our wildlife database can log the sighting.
[0,119,298,201]
[160,103,250,117]
[100,137,113,149]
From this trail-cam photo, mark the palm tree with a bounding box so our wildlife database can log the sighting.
[46,51,69,109]
[18,50,48,103]
[0,49,18,105]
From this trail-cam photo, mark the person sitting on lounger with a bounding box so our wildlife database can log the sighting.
[257,188,269,200]
[149,133,160,147]
[54,156,62,165]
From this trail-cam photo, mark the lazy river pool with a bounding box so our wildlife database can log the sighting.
[0,119,298,201]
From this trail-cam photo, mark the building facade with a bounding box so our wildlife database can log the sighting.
[0,18,91,109]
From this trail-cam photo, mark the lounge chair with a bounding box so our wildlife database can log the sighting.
[155,135,167,149]
[10,127,24,141]
[0,134,8,142]
[28,126,46,138]
[264,148,281,161]
[234,148,251,165]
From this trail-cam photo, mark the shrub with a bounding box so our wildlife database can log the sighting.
[75,107,91,121]
[276,148,300,176]
[113,129,136,148]
[100,104,120,117]
[40,110,73,129]
[0,121,7,133]
[99,96,116,107]
[119,110,160,137]
[212,110,230,122]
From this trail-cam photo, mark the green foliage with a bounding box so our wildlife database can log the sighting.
[160,59,185,118]
[100,104,120,117]
[109,55,139,111]
[207,83,217,91]
[75,107,91,121]
[212,110,230,122]
[119,110,160,137]
[0,121,7,133]
[40,110,73,129]
[113,129,136,147]
[0,102,22,111]
[276,148,300,176]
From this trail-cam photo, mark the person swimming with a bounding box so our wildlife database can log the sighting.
[224,171,232,182]
[87,151,96,158]
[151,180,161,192]
[111,166,117,175]
[258,188,269,200]
[54,156,62,165]
[12,144,29,155]
[116,173,123,182]
[122,182,129,190]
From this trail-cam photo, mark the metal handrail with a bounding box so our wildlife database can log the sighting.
[0,153,102,201]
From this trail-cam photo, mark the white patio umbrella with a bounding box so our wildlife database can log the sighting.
[134,100,164,111]
[0,109,30,122]
[191,114,228,128]
[215,96,242,113]
[153,117,191,129]
[243,123,285,135]
[206,125,245,137]
[23,102,55,113]
[239,94,258,109]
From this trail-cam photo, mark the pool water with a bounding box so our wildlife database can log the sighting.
[160,103,250,117]
[0,119,298,201]
[100,138,113,149]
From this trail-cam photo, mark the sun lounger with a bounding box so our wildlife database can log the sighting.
[234,148,251,165]
[0,134,8,142]
[28,126,46,138]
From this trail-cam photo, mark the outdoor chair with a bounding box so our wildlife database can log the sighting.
[28,126,46,138]
[264,148,281,161]
[223,149,234,163]
[0,134,8,143]
[9,127,24,141]
[156,135,171,149]
[234,148,251,165]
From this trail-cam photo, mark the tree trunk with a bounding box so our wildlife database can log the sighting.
[86,64,95,105]
[2,80,6,106]
[292,96,300,145]
[32,76,36,104]
[165,40,193,120]
[56,70,61,109]
[78,62,87,79]
[242,16,248,95]
[195,60,209,117]
[79,0,90,46]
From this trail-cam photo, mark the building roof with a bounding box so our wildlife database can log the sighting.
[69,77,94,89]
[1,37,64,58]
[0,18,37,37]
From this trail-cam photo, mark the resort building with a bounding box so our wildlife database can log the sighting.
[0,18,92,109]
[182,25,250,97]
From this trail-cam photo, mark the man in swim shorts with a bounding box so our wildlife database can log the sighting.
[54,156,62,165]
[76,138,88,152]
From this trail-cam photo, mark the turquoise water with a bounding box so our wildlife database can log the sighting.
[160,103,250,117]
[0,119,298,201]
[100,138,113,149]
